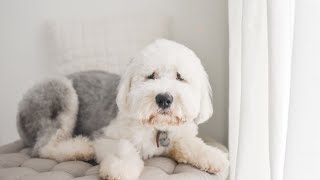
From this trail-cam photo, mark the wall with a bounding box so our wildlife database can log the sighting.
[0,0,228,146]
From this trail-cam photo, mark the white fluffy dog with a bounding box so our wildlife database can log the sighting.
[94,39,228,179]
[17,39,228,180]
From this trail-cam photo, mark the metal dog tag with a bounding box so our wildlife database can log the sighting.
[156,131,170,148]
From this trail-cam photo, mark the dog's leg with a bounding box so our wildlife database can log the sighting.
[94,138,144,180]
[38,100,95,162]
[33,78,94,162]
[168,137,229,175]
[38,130,94,162]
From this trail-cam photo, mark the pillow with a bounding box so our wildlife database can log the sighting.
[49,16,171,75]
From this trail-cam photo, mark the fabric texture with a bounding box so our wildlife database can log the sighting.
[228,1,270,179]
[0,140,227,180]
[228,0,320,180]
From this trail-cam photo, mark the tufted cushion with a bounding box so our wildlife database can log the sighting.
[0,140,227,180]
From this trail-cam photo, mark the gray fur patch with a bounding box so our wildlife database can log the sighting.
[17,78,73,147]
[67,71,120,136]
[17,70,120,154]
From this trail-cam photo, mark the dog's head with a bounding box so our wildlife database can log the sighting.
[116,39,213,128]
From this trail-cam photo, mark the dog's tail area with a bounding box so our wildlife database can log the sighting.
[38,133,95,162]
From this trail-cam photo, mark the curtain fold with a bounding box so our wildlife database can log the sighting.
[228,0,242,179]
[229,0,320,180]
[237,0,270,179]
[283,1,320,179]
[229,0,270,179]
[267,1,295,180]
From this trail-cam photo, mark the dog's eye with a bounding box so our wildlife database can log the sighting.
[176,72,184,81]
[147,72,156,80]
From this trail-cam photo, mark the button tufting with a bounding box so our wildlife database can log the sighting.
[85,165,99,176]
[21,171,73,180]
[145,157,177,174]
[0,167,37,179]
[0,141,227,180]
[52,161,92,177]
[0,153,30,168]
[21,158,58,172]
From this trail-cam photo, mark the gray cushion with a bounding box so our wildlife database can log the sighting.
[0,140,227,180]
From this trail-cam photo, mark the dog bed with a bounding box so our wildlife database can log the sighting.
[0,140,228,180]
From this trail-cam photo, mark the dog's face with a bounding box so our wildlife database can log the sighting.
[116,39,213,128]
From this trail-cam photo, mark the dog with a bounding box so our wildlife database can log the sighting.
[17,39,229,180]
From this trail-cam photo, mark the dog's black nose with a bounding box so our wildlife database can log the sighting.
[155,93,173,109]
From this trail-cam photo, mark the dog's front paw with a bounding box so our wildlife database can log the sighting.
[196,147,229,174]
[99,155,144,180]
[191,147,229,174]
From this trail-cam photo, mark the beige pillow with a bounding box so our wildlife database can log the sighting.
[49,16,171,75]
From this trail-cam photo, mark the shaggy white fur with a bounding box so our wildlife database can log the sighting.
[94,39,229,180]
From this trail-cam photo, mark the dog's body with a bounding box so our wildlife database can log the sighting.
[17,39,229,180]
[17,71,119,161]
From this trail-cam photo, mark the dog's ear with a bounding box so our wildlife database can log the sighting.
[116,62,134,113]
[194,71,213,124]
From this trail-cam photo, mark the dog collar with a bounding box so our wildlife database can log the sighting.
[156,131,170,148]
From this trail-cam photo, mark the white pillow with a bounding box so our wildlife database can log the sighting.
[49,16,171,75]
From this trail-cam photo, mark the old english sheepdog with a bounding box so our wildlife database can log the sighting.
[17,39,229,179]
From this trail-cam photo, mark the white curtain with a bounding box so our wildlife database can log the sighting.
[228,0,320,180]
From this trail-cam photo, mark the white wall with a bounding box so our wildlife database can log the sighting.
[0,0,228,146]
